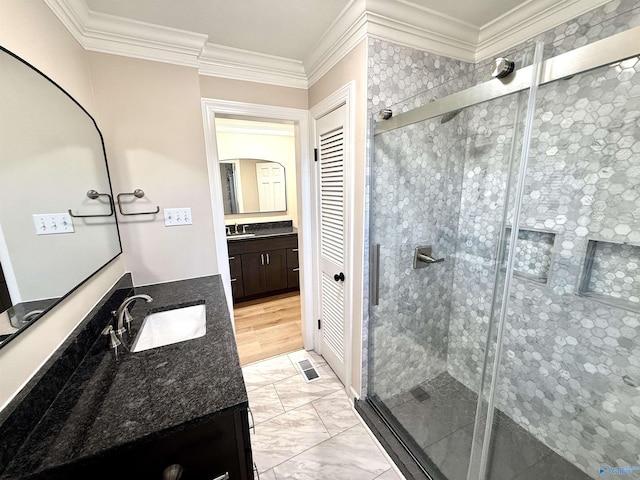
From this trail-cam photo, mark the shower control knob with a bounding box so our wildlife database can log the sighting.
[491,57,515,79]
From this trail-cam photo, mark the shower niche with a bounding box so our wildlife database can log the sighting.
[503,227,555,284]
[579,240,640,312]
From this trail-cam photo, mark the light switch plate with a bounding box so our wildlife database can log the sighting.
[33,213,75,235]
[164,208,192,226]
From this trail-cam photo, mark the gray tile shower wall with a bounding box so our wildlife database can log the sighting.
[366,1,640,478]
[370,116,467,399]
[366,39,476,400]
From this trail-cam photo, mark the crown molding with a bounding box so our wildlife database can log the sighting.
[305,0,369,87]
[199,43,307,89]
[44,0,309,87]
[475,0,613,61]
[305,0,480,87]
[45,0,616,90]
[366,0,478,61]
[44,0,207,67]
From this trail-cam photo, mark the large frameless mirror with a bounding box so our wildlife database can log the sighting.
[0,46,121,348]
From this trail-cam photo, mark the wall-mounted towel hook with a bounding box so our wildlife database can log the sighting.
[116,189,160,216]
[68,190,115,218]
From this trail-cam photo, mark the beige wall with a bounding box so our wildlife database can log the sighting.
[88,53,219,286]
[0,0,126,410]
[216,131,298,227]
[308,40,368,395]
[200,75,308,110]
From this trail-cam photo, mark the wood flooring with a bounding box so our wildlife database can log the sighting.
[234,292,303,366]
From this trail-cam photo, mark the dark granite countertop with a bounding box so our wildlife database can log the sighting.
[2,275,246,479]
[226,225,297,241]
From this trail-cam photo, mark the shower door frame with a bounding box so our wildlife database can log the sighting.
[375,25,640,137]
[368,23,640,480]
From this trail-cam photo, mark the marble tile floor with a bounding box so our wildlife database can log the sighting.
[242,350,404,480]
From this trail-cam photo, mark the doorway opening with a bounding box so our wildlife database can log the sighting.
[213,115,303,366]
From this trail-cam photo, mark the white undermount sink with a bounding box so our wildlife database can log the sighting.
[130,303,206,353]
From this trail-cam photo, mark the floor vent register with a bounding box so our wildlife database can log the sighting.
[297,359,320,383]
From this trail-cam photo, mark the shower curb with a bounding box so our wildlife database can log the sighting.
[355,399,433,480]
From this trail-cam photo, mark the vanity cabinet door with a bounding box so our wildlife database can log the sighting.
[264,249,287,292]
[286,248,299,289]
[241,252,268,296]
[229,255,244,300]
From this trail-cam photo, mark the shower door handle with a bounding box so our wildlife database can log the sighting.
[371,244,380,306]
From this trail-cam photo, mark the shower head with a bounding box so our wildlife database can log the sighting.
[440,109,462,124]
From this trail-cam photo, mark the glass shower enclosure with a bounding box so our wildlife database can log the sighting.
[367,26,640,480]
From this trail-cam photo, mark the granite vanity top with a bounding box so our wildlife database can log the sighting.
[226,221,297,241]
[2,275,246,479]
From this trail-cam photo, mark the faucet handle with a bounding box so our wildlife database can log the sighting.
[123,308,133,331]
[102,325,122,351]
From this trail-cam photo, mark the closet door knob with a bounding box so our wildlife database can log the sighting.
[334,272,345,282]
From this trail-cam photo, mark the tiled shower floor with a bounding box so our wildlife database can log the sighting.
[377,372,591,480]
[242,350,404,479]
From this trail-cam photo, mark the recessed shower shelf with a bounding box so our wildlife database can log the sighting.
[503,227,555,285]
[579,240,640,313]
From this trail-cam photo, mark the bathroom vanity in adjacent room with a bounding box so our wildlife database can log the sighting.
[227,221,299,303]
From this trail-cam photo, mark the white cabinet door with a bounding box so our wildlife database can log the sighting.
[316,104,347,384]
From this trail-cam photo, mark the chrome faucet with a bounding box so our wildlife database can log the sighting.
[115,294,153,335]
[234,222,239,234]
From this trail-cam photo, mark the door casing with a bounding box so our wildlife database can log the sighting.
[201,99,313,348]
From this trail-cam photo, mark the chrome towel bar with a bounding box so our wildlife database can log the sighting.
[116,189,160,216]
[68,190,114,218]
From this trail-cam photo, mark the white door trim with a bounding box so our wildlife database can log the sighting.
[201,98,313,348]
[310,82,356,396]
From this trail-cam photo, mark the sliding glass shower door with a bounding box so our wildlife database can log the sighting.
[368,85,530,479]
[477,53,640,480]
[367,26,640,480]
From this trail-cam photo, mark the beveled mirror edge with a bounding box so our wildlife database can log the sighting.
[0,44,123,350]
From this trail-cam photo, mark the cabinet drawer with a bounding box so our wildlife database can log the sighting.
[287,268,299,289]
[286,248,299,268]
[228,235,297,255]
[231,276,244,299]
[229,255,242,277]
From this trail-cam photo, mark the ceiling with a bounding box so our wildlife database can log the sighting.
[46,0,612,88]
[84,0,528,61]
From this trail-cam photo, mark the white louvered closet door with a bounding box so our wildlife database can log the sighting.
[316,105,347,385]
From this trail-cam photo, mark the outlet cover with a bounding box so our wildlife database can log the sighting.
[33,213,75,235]
[164,208,192,226]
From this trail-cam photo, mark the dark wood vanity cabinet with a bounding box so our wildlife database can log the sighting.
[228,234,299,302]
[36,407,254,480]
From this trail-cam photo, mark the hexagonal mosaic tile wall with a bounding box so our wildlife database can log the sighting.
[367,1,640,478]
